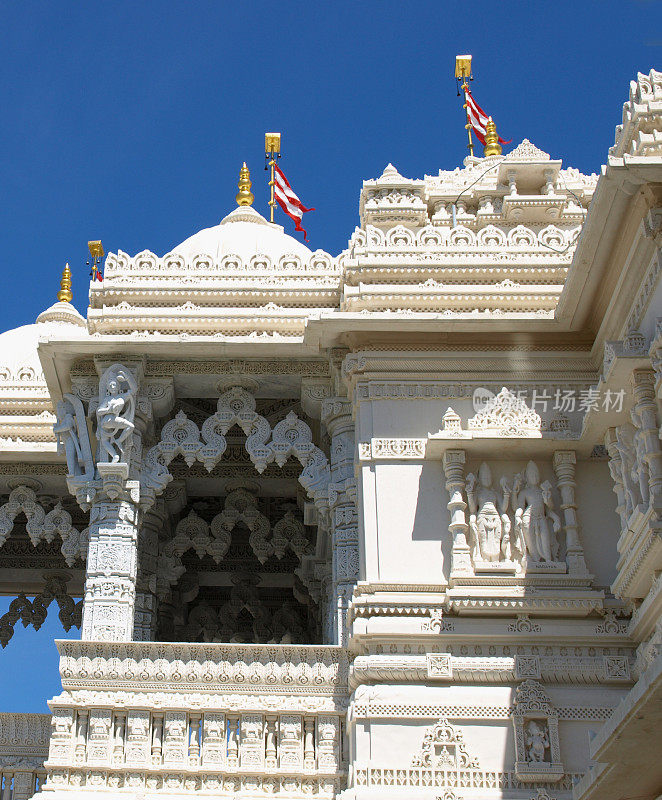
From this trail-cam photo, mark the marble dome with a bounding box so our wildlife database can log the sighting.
[0,301,87,386]
[172,205,312,263]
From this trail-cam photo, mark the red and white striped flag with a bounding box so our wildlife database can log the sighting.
[464,87,510,146]
[274,164,314,241]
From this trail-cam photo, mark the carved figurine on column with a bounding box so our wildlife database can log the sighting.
[96,365,138,464]
[513,462,561,564]
[465,463,512,563]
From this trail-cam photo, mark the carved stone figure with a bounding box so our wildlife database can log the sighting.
[615,423,643,516]
[54,393,95,479]
[465,463,511,562]
[630,409,651,507]
[513,461,561,563]
[524,720,550,762]
[95,365,138,464]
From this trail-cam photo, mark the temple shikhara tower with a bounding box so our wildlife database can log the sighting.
[1,68,661,800]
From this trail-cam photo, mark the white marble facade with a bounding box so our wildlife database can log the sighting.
[0,69,661,800]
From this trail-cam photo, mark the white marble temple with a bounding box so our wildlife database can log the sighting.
[0,68,660,800]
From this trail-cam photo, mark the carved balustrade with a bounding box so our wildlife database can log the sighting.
[44,641,349,799]
[0,713,50,800]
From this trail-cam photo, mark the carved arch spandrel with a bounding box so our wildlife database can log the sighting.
[141,387,330,509]
[0,486,87,567]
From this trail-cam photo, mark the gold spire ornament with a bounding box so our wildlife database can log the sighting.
[57,263,73,303]
[483,117,502,157]
[236,162,254,207]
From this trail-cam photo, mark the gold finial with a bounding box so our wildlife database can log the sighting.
[236,162,254,207]
[483,117,502,157]
[57,263,73,303]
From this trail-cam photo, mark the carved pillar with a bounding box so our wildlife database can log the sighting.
[133,503,167,641]
[81,362,143,642]
[303,717,315,769]
[70,363,174,643]
[552,451,589,577]
[442,450,472,578]
[11,771,34,800]
[82,490,141,641]
[227,715,239,768]
[321,398,358,646]
[0,774,11,800]
[265,715,277,768]
[605,428,628,531]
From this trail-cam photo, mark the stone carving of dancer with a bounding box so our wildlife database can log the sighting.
[96,366,137,464]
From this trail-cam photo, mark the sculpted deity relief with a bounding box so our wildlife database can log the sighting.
[465,464,512,563]
[464,460,562,570]
[513,462,561,564]
[524,720,550,763]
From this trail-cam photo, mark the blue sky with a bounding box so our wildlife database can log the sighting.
[0,0,660,711]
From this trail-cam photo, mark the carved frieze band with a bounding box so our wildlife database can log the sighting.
[358,438,426,460]
[349,653,632,689]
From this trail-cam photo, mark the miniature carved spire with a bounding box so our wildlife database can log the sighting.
[236,162,254,207]
[483,118,502,157]
[57,263,73,303]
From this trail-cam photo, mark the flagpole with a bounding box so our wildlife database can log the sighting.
[265,132,281,223]
[455,55,474,157]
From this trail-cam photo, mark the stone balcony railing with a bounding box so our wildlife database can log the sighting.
[42,640,349,799]
[0,713,50,800]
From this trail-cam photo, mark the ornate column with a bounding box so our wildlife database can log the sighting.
[631,368,662,508]
[321,397,358,646]
[442,450,472,578]
[10,771,35,800]
[58,362,174,643]
[79,363,145,641]
[133,503,168,641]
[82,489,141,641]
[552,451,589,577]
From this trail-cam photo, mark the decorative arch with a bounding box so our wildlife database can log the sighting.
[387,225,414,247]
[161,252,185,272]
[417,225,444,247]
[508,225,536,248]
[366,225,385,247]
[142,386,330,510]
[477,224,506,247]
[0,486,87,566]
[412,718,480,770]
[538,225,565,249]
[0,575,82,648]
[448,225,475,247]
